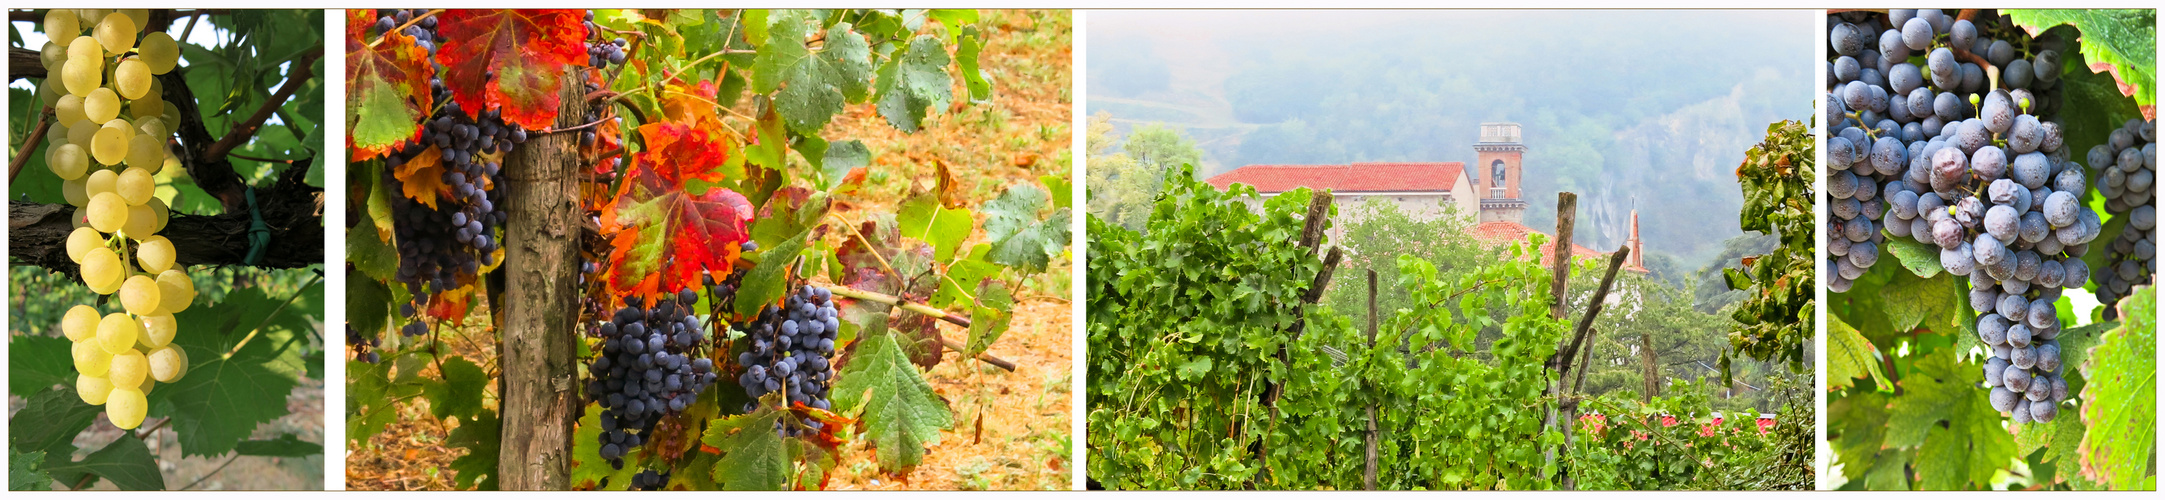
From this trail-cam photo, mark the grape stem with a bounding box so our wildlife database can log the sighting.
[823,284,1019,372]
[221,273,325,359]
[179,454,242,490]
[365,9,446,49]
[5,107,49,183]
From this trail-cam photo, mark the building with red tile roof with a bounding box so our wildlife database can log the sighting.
[1205,122,1646,274]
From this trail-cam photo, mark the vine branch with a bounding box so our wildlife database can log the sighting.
[825,284,1018,372]
[8,108,51,183]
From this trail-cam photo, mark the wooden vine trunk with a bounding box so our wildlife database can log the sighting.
[497,69,588,490]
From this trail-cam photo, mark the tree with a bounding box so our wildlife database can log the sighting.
[1085,112,1201,230]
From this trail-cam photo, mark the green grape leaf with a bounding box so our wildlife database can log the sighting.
[345,9,434,160]
[234,434,322,457]
[735,232,810,317]
[980,181,1072,272]
[1862,448,1913,490]
[896,194,973,262]
[2007,9,2156,107]
[964,279,1015,359]
[162,287,309,458]
[700,399,790,490]
[1884,272,1960,334]
[750,10,811,95]
[955,27,991,102]
[745,103,790,171]
[43,435,163,491]
[8,388,99,459]
[9,334,75,397]
[10,449,53,491]
[1884,238,1944,279]
[570,403,639,489]
[872,36,954,132]
[445,409,501,491]
[818,139,871,192]
[1043,174,1072,212]
[775,23,873,134]
[2077,286,2154,489]
[1829,391,1891,483]
[345,354,423,446]
[346,275,393,343]
[1885,348,2015,489]
[348,207,400,282]
[2050,320,2116,382]
[831,329,953,472]
[1827,315,1887,392]
[930,244,1002,311]
[420,356,490,422]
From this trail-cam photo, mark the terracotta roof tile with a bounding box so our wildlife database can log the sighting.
[1205,162,1465,193]
[1470,221,1649,274]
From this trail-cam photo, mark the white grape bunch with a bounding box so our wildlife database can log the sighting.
[41,8,194,430]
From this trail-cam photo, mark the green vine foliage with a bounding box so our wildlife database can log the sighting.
[1722,118,1814,377]
[1085,165,1327,489]
[1568,376,1812,491]
[1092,167,1800,490]
[1271,253,1566,490]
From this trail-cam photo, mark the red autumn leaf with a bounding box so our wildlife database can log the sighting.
[435,9,587,130]
[346,10,434,161]
[425,286,472,322]
[599,122,754,303]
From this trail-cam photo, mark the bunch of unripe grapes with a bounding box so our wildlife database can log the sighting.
[734,285,840,437]
[2090,119,2157,318]
[1829,9,2095,425]
[40,9,198,430]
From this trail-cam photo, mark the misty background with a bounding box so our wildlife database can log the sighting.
[1087,10,1813,271]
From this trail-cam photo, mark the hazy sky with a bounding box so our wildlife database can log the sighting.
[1085,9,1817,264]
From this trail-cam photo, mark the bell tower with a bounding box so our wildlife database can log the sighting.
[1475,122,1527,223]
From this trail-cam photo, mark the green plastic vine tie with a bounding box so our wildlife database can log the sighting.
[244,185,271,266]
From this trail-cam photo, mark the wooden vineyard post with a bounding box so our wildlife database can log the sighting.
[1363,269,1380,490]
[1258,191,1341,482]
[496,69,588,490]
[1540,192,1576,485]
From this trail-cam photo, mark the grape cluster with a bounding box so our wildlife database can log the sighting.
[627,469,670,491]
[2090,119,2158,317]
[372,9,440,55]
[579,12,630,69]
[585,290,719,469]
[369,9,529,339]
[734,285,840,436]
[40,8,198,431]
[348,323,381,363]
[1830,10,2096,425]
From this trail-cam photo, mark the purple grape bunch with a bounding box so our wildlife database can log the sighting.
[585,289,718,469]
[734,284,840,437]
[1829,9,2096,425]
[2090,118,2157,317]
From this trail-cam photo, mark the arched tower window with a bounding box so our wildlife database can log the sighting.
[1491,159,1507,187]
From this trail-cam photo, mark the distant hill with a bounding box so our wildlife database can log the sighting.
[1087,10,1812,266]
